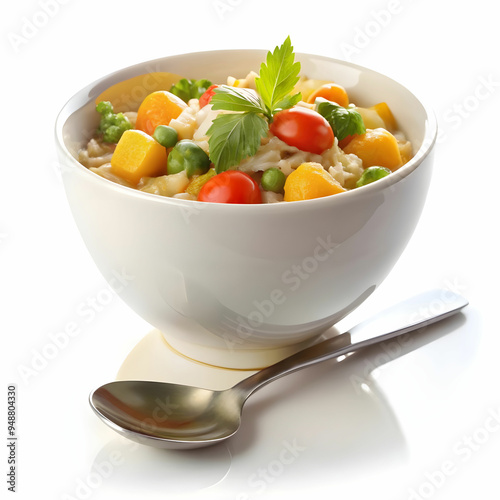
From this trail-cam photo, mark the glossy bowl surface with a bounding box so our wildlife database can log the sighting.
[55,50,436,368]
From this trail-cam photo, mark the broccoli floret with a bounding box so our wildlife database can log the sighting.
[96,101,132,143]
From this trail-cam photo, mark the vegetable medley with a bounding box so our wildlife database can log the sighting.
[79,37,413,204]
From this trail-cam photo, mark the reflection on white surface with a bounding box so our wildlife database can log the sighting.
[90,438,232,495]
[110,328,409,497]
[99,310,476,498]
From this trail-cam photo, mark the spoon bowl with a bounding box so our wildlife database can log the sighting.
[90,290,468,449]
[92,382,243,449]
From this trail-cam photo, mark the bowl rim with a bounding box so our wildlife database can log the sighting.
[55,48,437,213]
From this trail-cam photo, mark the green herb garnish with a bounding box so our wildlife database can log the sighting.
[255,36,302,120]
[207,36,302,173]
[170,78,213,103]
[210,86,267,114]
[315,99,366,142]
[208,113,269,173]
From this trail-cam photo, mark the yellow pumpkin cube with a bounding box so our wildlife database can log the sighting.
[370,102,397,131]
[284,162,345,202]
[110,129,167,184]
[343,128,402,171]
[354,107,386,129]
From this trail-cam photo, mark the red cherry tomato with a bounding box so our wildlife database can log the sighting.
[198,170,262,204]
[270,107,334,154]
[199,85,218,108]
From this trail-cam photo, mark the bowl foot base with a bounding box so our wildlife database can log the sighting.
[116,326,340,389]
[116,329,259,390]
[163,328,335,370]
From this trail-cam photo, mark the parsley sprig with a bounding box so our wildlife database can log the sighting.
[207,113,269,173]
[208,36,302,173]
[211,86,266,114]
[256,36,302,119]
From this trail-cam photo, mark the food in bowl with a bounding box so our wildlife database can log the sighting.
[56,44,436,367]
[78,37,413,204]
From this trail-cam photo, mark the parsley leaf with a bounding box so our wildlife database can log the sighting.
[256,36,301,117]
[170,78,213,103]
[207,113,268,173]
[272,93,302,114]
[316,99,366,141]
[210,85,266,114]
[206,37,302,172]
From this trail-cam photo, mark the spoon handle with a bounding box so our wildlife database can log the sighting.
[234,289,468,400]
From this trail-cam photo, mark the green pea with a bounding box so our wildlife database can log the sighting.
[261,167,286,193]
[356,166,391,187]
[167,140,211,178]
[153,125,178,148]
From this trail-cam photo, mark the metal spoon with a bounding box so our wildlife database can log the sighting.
[90,289,467,449]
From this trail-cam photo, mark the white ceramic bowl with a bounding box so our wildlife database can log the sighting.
[55,50,437,368]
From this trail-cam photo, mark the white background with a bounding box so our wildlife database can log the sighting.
[2,0,499,499]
